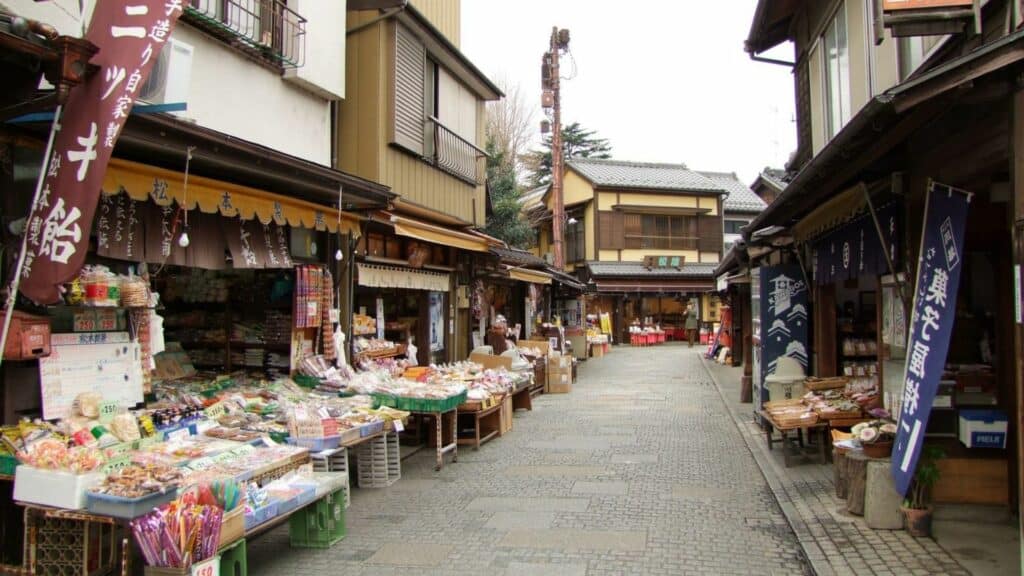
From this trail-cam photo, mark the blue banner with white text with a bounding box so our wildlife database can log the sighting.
[759,264,809,404]
[891,182,971,496]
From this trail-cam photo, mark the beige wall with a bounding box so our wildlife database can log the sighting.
[584,203,596,261]
[552,170,596,209]
[809,42,825,155]
[619,249,700,263]
[700,252,721,264]
[698,197,719,216]
[598,249,619,261]
[873,28,900,95]
[597,192,618,211]
[410,0,461,47]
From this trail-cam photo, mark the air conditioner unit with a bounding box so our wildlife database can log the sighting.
[138,38,193,116]
[543,252,554,264]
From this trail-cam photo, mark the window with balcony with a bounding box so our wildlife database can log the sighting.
[623,214,699,250]
[823,3,850,139]
[184,0,305,68]
[394,23,484,185]
[724,219,748,235]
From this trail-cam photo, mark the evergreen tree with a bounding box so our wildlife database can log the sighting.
[524,122,612,187]
[484,137,534,249]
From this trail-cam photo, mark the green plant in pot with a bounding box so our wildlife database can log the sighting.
[901,445,945,537]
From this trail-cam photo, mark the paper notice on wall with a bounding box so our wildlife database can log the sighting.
[39,332,144,420]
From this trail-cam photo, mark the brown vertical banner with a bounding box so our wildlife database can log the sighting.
[224,218,263,269]
[100,193,146,262]
[144,202,186,266]
[20,1,184,303]
[185,211,227,270]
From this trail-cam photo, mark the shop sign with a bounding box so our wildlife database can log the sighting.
[98,194,146,261]
[759,264,809,404]
[892,182,971,496]
[813,203,901,286]
[20,1,185,304]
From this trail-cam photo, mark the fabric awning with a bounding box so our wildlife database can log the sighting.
[386,213,489,253]
[507,267,552,285]
[594,280,715,293]
[357,263,450,292]
[103,158,362,237]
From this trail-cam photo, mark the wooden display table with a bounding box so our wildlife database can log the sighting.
[511,386,532,411]
[457,402,502,450]
[760,410,830,467]
[406,409,458,471]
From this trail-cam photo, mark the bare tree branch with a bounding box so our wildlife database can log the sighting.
[486,77,536,181]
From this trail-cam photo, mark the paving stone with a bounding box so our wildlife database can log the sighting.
[466,497,591,512]
[504,561,588,576]
[504,465,608,477]
[485,511,556,530]
[609,454,658,464]
[365,543,453,566]
[499,528,647,551]
[571,481,628,495]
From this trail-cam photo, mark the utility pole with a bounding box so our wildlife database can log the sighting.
[543,27,569,270]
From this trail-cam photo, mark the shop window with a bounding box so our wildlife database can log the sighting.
[624,214,698,250]
[565,217,585,263]
[898,35,945,81]
[823,3,851,140]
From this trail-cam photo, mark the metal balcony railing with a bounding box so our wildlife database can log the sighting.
[427,116,486,185]
[186,0,306,68]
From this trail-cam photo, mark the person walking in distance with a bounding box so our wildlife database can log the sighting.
[685,304,699,348]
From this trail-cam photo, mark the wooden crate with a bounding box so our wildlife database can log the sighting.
[498,394,513,436]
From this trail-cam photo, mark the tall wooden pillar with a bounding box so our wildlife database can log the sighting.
[1009,79,1024,552]
[740,282,753,403]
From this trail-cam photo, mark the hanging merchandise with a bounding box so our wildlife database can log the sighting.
[471,280,485,320]
[295,265,324,329]
[322,269,336,361]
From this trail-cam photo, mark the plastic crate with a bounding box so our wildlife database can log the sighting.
[293,375,321,389]
[355,436,390,489]
[385,432,401,486]
[244,501,279,531]
[24,507,116,576]
[310,449,349,508]
[0,454,19,476]
[288,488,346,549]
[286,435,341,451]
[371,390,467,413]
[220,539,246,576]
[86,490,177,519]
[359,420,385,438]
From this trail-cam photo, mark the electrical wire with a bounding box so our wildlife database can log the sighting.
[562,47,578,81]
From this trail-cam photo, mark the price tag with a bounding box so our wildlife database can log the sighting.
[195,420,215,435]
[393,419,405,433]
[191,555,219,576]
[203,402,227,420]
[188,457,213,471]
[213,451,236,464]
[321,418,339,436]
[102,455,131,474]
[137,434,162,449]
[104,442,130,459]
[297,463,314,476]
[231,445,256,457]
[317,407,330,420]
[167,427,191,442]
[98,401,119,424]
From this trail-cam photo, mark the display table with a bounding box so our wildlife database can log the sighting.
[511,386,532,411]
[760,410,829,467]
[457,402,502,450]
[407,410,458,471]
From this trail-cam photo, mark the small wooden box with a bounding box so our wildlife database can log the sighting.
[2,310,51,360]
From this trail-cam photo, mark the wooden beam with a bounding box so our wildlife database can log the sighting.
[894,45,1024,114]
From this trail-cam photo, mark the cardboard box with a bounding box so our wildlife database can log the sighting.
[547,366,572,393]
[469,353,513,371]
[518,340,550,355]
[591,344,604,359]
[959,409,1007,449]
[547,354,571,371]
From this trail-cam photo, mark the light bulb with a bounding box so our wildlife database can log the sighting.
[335,249,343,261]
[310,242,318,256]
[177,231,190,248]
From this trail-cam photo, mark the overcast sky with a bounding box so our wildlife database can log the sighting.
[461,1,797,186]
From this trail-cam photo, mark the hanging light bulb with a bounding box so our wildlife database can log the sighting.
[178,230,190,248]
[335,248,344,261]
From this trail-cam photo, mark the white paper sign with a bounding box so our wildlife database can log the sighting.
[38,333,144,420]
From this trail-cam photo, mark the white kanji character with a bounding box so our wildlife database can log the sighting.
[111,26,146,38]
[140,43,154,66]
[926,247,936,260]
[27,215,42,247]
[35,185,51,210]
[126,5,149,15]
[113,95,133,120]
[66,122,98,182]
[152,179,169,202]
[46,150,61,178]
[21,250,34,279]
[149,20,170,43]
[102,66,126,100]
[908,340,930,380]
[104,121,120,149]
[920,305,941,342]
[926,267,949,309]
[221,192,234,211]
[902,379,920,416]
[125,69,144,94]
[38,198,82,264]
[164,0,184,16]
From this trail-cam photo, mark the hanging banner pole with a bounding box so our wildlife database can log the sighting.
[0,105,63,370]
[891,180,972,496]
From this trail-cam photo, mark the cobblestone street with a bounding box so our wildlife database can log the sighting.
[249,346,807,575]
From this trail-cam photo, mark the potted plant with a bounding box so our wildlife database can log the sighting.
[901,445,945,537]
[852,420,896,458]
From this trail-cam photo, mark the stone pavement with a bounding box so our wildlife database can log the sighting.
[247,345,808,575]
[701,355,973,576]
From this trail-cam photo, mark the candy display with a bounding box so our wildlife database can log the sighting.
[90,464,183,499]
[132,502,223,568]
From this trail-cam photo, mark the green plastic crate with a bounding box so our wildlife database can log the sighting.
[0,454,18,476]
[288,488,346,548]
[293,375,321,389]
[219,538,246,576]
[371,390,467,413]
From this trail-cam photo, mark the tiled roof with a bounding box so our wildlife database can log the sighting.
[586,261,718,278]
[491,247,547,268]
[697,171,768,214]
[759,168,790,192]
[567,158,724,193]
